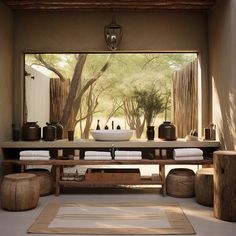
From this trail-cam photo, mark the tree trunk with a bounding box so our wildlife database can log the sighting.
[60,54,87,129]
[50,78,72,123]
[214,151,236,221]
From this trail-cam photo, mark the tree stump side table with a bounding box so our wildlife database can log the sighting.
[214,151,236,221]
[195,168,214,207]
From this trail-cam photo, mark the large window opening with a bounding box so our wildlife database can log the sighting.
[24,52,198,139]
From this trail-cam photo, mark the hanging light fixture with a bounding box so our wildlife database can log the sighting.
[104,19,122,51]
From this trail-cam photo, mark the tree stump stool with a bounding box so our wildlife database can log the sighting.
[1,173,40,211]
[166,168,195,197]
[214,151,236,221]
[195,168,213,207]
[25,168,53,196]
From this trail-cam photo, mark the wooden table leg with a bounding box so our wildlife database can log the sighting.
[159,164,166,196]
[55,165,60,196]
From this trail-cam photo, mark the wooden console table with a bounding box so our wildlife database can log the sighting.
[0,139,220,196]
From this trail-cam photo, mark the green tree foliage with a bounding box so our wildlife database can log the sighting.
[25,53,197,138]
[133,87,165,126]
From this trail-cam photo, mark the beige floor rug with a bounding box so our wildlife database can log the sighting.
[28,202,195,235]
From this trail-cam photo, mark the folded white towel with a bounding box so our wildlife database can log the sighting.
[115,151,142,157]
[115,156,142,160]
[20,150,50,157]
[84,151,111,157]
[174,156,204,161]
[84,156,112,160]
[173,148,203,157]
[20,156,51,160]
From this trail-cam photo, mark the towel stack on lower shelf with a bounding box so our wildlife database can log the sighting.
[114,151,142,160]
[173,148,203,160]
[84,151,112,160]
[19,150,51,160]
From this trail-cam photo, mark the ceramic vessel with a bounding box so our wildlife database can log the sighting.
[50,122,63,139]
[158,121,176,141]
[43,124,56,141]
[90,130,133,141]
[146,126,155,140]
[22,122,41,141]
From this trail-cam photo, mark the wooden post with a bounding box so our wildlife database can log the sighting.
[159,164,166,196]
[214,151,236,221]
[55,165,61,196]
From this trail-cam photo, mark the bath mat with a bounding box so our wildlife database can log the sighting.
[28,202,195,234]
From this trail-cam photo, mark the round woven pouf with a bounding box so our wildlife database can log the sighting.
[166,168,195,198]
[1,173,40,211]
[195,168,213,207]
[25,169,53,196]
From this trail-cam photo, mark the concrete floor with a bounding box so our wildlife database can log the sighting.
[0,188,235,236]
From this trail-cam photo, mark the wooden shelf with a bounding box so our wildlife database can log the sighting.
[1,140,218,196]
[60,179,163,188]
[1,158,213,166]
[0,139,221,149]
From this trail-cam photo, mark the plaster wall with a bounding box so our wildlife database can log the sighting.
[209,0,236,149]
[13,11,209,132]
[0,1,13,178]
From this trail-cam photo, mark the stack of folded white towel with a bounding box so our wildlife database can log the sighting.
[114,151,142,160]
[84,151,112,160]
[173,148,203,160]
[19,150,51,160]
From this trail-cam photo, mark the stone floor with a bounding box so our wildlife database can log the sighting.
[0,188,235,236]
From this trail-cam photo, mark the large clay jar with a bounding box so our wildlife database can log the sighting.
[22,122,41,141]
[43,124,56,141]
[158,121,176,141]
[50,122,63,139]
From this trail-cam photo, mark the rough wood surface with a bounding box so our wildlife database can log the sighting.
[195,168,213,206]
[3,0,217,11]
[1,173,40,211]
[166,168,195,197]
[214,151,236,221]
[172,59,198,138]
[85,168,140,182]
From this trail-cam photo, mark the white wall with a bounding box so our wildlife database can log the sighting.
[25,65,50,128]
[13,11,209,133]
[0,1,13,178]
[209,0,236,150]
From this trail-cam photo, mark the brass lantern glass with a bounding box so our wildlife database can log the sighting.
[104,19,122,50]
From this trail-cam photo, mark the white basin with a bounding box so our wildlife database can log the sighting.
[90,130,134,141]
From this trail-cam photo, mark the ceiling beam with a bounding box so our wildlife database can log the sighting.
[3,0,217,11]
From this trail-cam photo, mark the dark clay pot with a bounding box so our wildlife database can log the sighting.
[43,124,56,141]
[146,126,155,140]
[22,122,41,141]
[49,122,63,139]
[158,121,176,141]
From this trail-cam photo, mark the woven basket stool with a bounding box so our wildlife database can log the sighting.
[25,168,53,196]
[166,168,195,197]
[1,173,40,211]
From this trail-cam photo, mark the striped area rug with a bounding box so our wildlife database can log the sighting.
[28,202,195,234]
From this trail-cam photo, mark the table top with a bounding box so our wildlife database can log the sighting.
[0,139,221,149]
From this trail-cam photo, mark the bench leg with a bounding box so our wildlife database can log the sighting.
[55,165,60,196]
[159,164,166,196]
